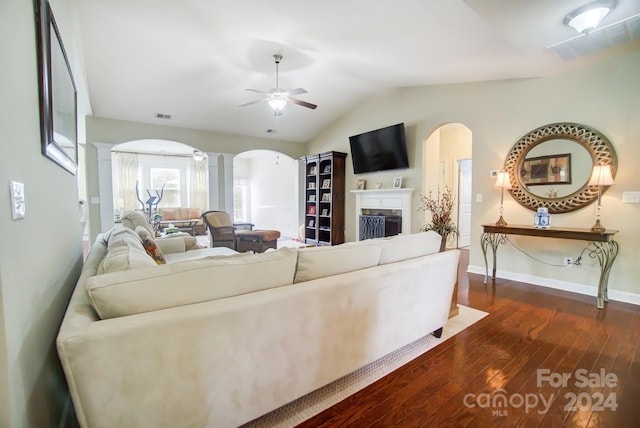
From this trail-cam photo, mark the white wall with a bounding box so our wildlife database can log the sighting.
[0,0,91,426]
[238,151,299,237]
[307,50,640,302]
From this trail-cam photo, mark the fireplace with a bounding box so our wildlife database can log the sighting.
[351,188,414,241]
[359,214,402,240]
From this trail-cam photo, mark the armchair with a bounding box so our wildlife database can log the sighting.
[201,211,280,253]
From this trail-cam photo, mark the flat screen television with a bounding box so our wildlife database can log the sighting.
[349,123,409,174]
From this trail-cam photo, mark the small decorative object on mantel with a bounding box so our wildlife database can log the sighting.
[419,186,458,251]
[534,207,551,229]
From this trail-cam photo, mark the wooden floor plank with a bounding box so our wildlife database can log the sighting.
[297,249,640,428]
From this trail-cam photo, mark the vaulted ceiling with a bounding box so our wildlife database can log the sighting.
[75,0,640,143]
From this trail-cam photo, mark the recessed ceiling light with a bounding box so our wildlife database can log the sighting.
[155,113,171,119]
[266,129,277,134]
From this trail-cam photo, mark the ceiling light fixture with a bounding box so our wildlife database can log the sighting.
[267,96,287,116]
[563,0,616,34]
[192,150,205,161]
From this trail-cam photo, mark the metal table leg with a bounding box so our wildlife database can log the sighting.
[587,240,619,309]
[481,232,506,284]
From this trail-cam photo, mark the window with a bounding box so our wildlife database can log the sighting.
[234,177,249,222]
[150,167,181,207]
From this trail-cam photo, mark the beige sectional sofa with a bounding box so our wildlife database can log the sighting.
[57,230,460,428]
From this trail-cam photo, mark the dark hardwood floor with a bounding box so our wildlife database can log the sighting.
[297,249,640,427]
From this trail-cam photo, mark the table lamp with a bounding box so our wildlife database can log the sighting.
[494,171,512,226]
[588,165,614,232]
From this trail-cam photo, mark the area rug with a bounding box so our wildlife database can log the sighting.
[243,305,489,427]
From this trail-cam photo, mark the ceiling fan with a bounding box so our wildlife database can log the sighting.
[239,54,317,116]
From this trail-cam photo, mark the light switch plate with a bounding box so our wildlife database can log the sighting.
[476,193,483,203]
[622,191,640,203]
[10,180,25,220]
[489,170,498,178]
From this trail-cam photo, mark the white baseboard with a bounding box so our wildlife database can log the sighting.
[467,264,640,306]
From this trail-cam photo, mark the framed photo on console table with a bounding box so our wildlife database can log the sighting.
[35,0,78,175]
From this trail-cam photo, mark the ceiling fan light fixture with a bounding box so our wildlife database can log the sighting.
[563,0,616,34]
[268,97,287,112]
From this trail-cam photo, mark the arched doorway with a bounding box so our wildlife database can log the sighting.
[111,139,209,223]
[423,123,473,249]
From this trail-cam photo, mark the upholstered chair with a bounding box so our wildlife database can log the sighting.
[201,211,280,252]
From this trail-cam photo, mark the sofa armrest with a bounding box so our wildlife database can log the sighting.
[155,236,187,254]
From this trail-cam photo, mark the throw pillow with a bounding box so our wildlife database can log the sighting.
[136,226,166,264]
[142,237,166,265]
[121,210,155,236]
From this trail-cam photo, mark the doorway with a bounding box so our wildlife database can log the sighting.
[457,159,472,248]
[423,123,472,250]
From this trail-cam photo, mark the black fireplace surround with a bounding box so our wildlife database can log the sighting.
[359,214,402,240]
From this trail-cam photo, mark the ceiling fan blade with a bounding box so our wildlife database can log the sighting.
[245,88,268,94]
[287,88,307,96]
[239,98,267,107]
[288,97,317,110]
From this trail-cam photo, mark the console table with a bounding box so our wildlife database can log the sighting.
[481,224,619,309]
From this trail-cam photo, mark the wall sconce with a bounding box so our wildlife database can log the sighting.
[494,170,512,226]
[588,164,615,232]
[563,0,616,34]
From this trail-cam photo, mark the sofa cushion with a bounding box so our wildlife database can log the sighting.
[155,236,186,254]
[294,244,381,283]
[86,247,298,319]
[187,208,202,219]
[376,231,443,265]
[97,227,157,275]
[160,209,179,221]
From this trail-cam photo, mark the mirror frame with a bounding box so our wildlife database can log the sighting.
[504,122,617,214]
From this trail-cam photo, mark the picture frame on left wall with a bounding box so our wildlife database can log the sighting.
[35,0,78,175]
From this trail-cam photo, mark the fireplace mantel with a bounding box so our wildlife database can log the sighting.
[351,188,414,240]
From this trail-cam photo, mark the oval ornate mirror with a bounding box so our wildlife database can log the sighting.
[503,123,617,213]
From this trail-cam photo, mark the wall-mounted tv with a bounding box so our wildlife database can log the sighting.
[349,123,409,174]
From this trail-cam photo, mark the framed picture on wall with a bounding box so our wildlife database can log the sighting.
[35,0,78,175]
[520,153,572,186]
